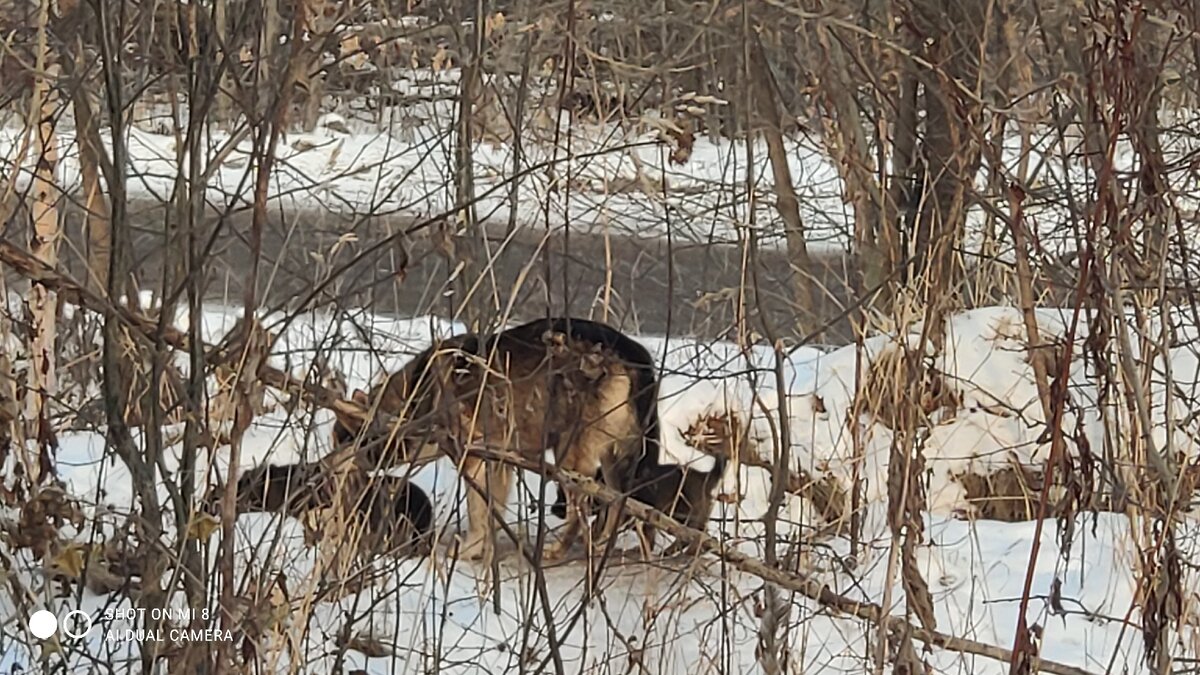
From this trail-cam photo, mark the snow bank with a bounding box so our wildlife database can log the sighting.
[653,306,1200,527]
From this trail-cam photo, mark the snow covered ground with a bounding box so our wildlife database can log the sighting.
[1,303,1198,673]
[6,88,1200,254]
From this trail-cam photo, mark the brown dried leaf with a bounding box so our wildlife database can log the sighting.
[12,485,83,555]
[484,12,505,39]
[84,554,127,594]
[48,542,86,578]
[187,512,221,541]
[431,45,449,73]
[901,537,937,632]
[0,354,18,426]
[339,34,368,70]
[430,219,457,260]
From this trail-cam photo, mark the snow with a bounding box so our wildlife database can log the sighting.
[8,95,1200,257]
[2,303,1198,673]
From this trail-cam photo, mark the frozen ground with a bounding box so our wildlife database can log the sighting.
[0,303,1198,673]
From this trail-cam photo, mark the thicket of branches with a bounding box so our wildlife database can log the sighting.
[1,0,1199,673]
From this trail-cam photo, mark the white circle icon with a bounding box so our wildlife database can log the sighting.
[28,610,57,639]
[61,610,94,639]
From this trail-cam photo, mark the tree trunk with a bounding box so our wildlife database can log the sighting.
[450,0,494,331]
[886,61,919,285]
[1131,20,1169,276]
[749,37,819,339]
[26,3,61,480]
[214,0,233,126]
[906,0,984,346]
[71,51,111,296]
[811,23,890,316]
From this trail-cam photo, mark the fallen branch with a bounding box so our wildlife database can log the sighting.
[466,446,1097,675]
[0,240,1096,675]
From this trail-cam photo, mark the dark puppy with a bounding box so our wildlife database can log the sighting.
[229,462,434,558]
[552,457,727,554]
[345,475,434,557]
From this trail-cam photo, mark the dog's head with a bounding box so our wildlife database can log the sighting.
[332,389,372,446]
[331,384,442,470]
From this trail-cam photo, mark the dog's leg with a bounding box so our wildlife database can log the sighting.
[661,471,718,557]
[633,514,660,559]
[550,484,569,520]
[487,462,513,554]
[628,470,663,559]
[551,467,601,520]
[633,521,656,560]
[456,456,495,562]
[589,454,628,555]
[544,489,586,561]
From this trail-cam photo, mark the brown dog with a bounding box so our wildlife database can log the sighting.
[332,317,661,563]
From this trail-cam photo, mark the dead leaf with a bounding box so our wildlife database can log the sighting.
[485,12,506,39]
[339,34,368,70]
[667,117,695,165]
[84,555,127,594]
[48,543,86,578]
[326,139,344,172]
[0,354,18,426]
[431,45,449,72]
[329,231,358,259]
[187,513,221,541]
[38,637,64,656]
[340,634,393,658]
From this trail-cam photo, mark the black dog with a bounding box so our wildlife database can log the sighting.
[550,457,725,552]
[228,462,434,558]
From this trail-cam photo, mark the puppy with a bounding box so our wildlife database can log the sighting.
[229,462,434,559]
[552,457,726,554]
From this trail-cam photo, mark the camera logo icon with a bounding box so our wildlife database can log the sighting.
[28,610,57,639]
[28,609,94,640]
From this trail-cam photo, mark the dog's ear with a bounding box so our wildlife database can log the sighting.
[351,388,369,405]
[332,403,366,446]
